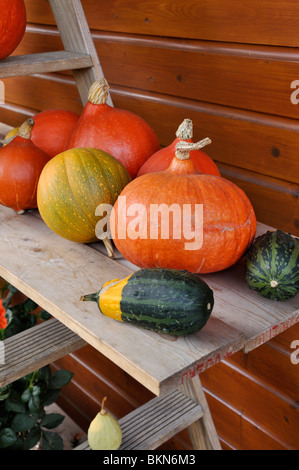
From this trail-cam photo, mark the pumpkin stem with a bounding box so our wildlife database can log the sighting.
[175,138,212,160]
[103,237,115,258]
[80,291,100,303]
[175,119,193,140]
[17,118,35,140]
[100,396,107,415]
[88,78,110,105]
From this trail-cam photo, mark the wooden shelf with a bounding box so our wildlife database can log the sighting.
[0,317,86,387]
[0,206,298,397]
[0,0,297,450]
[76,389,204,450]
[0,51,93,79]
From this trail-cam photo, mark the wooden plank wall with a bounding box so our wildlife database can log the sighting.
[1,0,299,450]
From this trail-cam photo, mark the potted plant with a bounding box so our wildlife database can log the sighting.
[0,281,73,450]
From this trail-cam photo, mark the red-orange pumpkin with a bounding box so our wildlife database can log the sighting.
[5,110,80,158]
[66,78,160,178]
[0,0,26,60]
[110,139,256,274]
[31,109,80,157]
[0,119,51,212]
[137,119,220,177]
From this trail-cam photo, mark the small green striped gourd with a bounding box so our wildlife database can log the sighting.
[245,230,299,301]
[81,268,214,336]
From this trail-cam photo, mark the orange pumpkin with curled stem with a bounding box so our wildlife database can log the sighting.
[137,118,220,177]
[0,118,51,213]
[110,139,256,274]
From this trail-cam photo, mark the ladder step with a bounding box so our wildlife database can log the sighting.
[76,389,203,450]
[0,51,93,78]
[0,318,86,387]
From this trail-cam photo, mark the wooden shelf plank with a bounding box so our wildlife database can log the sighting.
[0,51,93,78]
[0,206,245,396]
[0,206,297,394]
[0,317,86,387]
[75,389,204,450]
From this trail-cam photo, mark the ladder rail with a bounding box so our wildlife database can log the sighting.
[49,0,113,106]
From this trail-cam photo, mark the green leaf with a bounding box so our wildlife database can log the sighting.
[49,370,73,390]
[41,430,64,450]
[5,393,26,413]
[42,389,60,407]
[0,428,17,448]
[38,365,51,383]
[40,413,64,429]
[23,298,38,313]
[21,387,32,403]
[23,426,41,450]
[28,385,41,413]
[11,413,39,432]
[39,310,52,321]
[0,385,11,401]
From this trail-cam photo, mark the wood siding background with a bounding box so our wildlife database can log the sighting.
[1,0,299,450]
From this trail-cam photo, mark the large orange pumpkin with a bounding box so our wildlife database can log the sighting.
[110,139,256,274]
[66,78,160,178]
[137,119,220,177]
[0,0,26,60]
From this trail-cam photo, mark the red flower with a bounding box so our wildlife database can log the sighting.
[0,298,7,330]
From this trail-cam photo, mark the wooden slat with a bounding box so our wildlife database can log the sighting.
[0,205,245,396]
[0,51,92,78]
[202,391,287,450]
[93,222,299,356]
[49,0,112,106]
[201,360,299,450]
[0,318,86,387]
[3,73,299,188]
[75,389,204,450]
[24,0,299,47]
[12,27,299,120]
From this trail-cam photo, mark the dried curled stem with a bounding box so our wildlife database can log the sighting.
[175,138,212,160]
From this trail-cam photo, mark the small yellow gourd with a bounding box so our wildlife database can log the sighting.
[87,397,122,450]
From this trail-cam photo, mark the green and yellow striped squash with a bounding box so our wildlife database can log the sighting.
[245,230,299,301]
[37,147,131,255]
[81,268,214,336]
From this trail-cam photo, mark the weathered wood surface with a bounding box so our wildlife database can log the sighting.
[0,205,297,395]
[49,0,112,105]
[25,0,299,47]
[0,51,92,79]
[0,317,86,387]
[76,388,204,450]
[0,206,246,396]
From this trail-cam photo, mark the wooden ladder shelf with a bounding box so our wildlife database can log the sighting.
[0,318,86,388]
[0,0,112,105]
[0,0,221,451]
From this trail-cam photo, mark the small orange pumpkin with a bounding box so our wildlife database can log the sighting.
[137,119,220,177]
[0,119,51,212]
